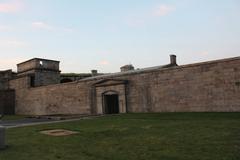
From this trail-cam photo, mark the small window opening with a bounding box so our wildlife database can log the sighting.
[30,76,35,87]
[236,81,240,86]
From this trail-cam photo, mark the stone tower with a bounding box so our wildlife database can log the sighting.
[17,58,60,87]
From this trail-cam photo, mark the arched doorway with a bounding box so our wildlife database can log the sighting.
[94,79,128,114]
[103,91,119,114]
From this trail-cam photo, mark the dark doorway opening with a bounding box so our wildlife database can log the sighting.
[30,75,35,87]
[60,78,73,83]
[0,90,15,115]
[104,94,119,114]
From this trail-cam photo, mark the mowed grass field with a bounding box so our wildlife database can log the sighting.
[0,113,240,160]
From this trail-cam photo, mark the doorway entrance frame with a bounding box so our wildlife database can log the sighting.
[102,90,119,114]
[93,79,128,115]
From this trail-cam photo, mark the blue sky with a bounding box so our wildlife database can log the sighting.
[0,0,239,73]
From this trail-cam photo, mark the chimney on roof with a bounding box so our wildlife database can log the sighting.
[91,70,98,76]
[170,55,177,65]
[120,64,134,72]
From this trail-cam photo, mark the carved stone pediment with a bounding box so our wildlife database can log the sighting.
[93,79,128,87]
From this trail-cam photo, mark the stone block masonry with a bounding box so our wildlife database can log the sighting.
[8,56,240,115]
[0,90,15,115]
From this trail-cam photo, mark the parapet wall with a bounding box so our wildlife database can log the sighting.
[9,57,240,115]
[17,58,60,73]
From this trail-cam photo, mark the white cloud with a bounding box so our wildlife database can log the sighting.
[126,4,176,27]
[0,0,24,13]
[153,5,175,17]
[199,51,209,56]
[0,25,13,31]
[0,39,28,48]
[126,16,145,27]
[99,60,109,65]
[32,22,54,30]
[31,21,74,32]
[62,28,74,32]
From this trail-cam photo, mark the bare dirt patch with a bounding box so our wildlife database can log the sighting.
[40,129,78,136]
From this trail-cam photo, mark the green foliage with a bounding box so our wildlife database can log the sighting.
[0,113,240,160]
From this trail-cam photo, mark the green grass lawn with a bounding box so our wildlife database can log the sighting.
[1,115,27,121]
[0,113,240,160]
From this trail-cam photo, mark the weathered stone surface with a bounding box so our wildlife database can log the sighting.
[10,81,91,115]
[95,81,127,114]
[17,58,60,87]
[8,56,240,115]
[17,58,59,73]
[0,70,13,90]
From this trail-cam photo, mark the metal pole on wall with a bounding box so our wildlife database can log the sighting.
[0,126,6,149]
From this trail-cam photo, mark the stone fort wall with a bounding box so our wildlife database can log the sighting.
[9,57,240,115]
[10,78,91,115]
